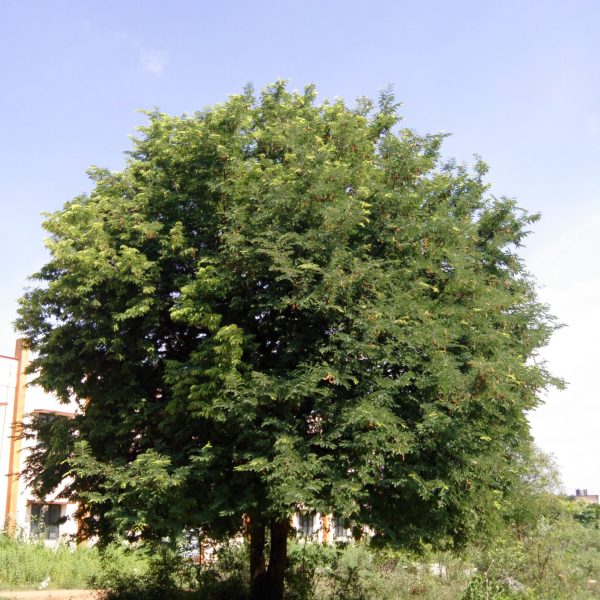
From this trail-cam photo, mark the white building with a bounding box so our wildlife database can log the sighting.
[0,339,357,549]
[0,340,78,541]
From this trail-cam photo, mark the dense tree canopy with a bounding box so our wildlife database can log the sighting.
[18,82,559,600]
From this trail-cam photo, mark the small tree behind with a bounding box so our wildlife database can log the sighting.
[18,82,560,600]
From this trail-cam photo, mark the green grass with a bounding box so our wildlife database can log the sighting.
[0,532,147,590]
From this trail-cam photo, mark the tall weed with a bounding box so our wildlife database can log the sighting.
[0,532,146,590]
[0,532,100,589]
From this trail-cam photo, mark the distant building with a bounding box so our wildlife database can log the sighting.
[292,512,353,543]
[574,489,599,504]
[0,340,79,541]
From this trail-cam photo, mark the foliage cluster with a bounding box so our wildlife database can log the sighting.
[463,499,600,599]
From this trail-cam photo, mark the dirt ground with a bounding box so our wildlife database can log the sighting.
[0,591,100,600]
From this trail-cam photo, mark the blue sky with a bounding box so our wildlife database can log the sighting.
[1,0,599,493]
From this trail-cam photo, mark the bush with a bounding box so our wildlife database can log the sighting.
[285,540,337,600]
[100,539,250,600]
[288,542,471,600]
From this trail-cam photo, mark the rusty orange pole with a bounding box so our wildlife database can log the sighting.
[4,340,29,533]
[322,514,330,544]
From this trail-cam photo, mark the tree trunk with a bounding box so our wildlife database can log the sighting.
[249,521,267,600]
[266,518,290,600]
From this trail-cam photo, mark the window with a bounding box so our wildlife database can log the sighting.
[31,411,69,442]
[297,512,315,537]
[29,503,61,541]
[332,515,350,540]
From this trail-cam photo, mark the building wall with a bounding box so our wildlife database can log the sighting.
[0,340,79,541]
[0,353,18,524]
[291,512,353,544]
[574,489,599,504]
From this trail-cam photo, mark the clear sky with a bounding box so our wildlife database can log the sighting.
[1,0,599,494]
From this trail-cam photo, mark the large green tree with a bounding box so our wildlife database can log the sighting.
[18,82,559,600]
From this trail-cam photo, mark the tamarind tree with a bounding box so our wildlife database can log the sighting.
[17,82,559,600]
